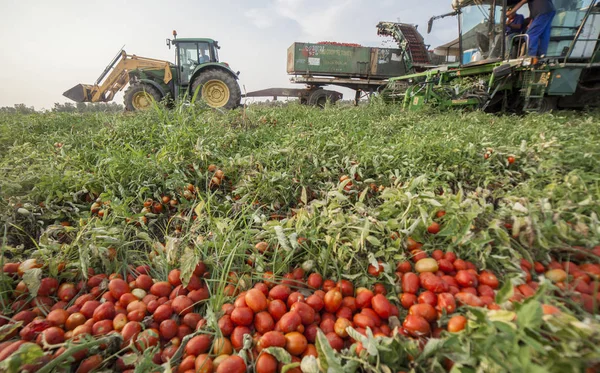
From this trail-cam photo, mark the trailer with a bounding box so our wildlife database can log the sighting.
[244,22,432,106]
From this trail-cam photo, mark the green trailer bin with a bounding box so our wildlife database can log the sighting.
[287,42,409,78]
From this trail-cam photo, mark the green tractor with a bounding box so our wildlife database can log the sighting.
[63,31,242,111]
[383,0,600,113]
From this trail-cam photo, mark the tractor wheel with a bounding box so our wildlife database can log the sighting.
[124,83,162,111]
[537,96,558,113]
[190,69,241,109]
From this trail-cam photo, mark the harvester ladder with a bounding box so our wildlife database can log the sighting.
[522,69,549,112]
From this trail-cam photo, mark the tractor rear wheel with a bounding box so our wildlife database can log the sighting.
[191,69,241,109]
[124,83,162,111]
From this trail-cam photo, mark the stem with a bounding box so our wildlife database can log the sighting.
[37,334,122,373]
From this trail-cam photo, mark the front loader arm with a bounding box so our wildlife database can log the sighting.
[63,50,173,103]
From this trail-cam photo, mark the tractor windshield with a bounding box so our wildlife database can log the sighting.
[460,4,504,63]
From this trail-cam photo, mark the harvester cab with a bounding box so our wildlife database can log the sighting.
[63,31,241,111]
[386,0,600,113]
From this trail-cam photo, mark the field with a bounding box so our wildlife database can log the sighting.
[0,101,599,373]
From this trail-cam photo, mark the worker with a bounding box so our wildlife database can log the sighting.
[199,49,210,64]
[508,0,556,57]
[506,9,525,36]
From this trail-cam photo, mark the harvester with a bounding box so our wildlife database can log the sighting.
[383,0,600,112]
[63,31,241,111]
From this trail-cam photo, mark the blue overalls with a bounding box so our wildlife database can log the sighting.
[526,0,556,57]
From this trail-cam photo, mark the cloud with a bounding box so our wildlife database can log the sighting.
[245,8,275,29]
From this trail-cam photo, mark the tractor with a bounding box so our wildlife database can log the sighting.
[63,31,241,111]
[383,0,600,113]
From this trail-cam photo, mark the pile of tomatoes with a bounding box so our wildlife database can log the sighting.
[317,41,363,48]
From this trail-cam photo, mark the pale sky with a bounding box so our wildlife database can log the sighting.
[0,0,457,109]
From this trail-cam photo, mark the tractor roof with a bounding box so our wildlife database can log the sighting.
[173,38,216,44]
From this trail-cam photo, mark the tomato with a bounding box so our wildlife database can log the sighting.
[399,293,418,309]
[39,326,65,345]
[319,318,335,334]
[306,294,324,313]
[158,319,177,340]
[290,302,315,326]
[76,354,103,373]
[406,237,419,251]
[507,156,515,164]
[542,304,561,315]
[57,283,77,302]
[216,355,246,373]
[153,304,173,323]
[403,314,430,337]
[421,274,448,293]
[269,285,292,302]
[170,295,193,316]
[287,292,305,309]
[37,277,59,297]
[121,321,142,345]
[324,288,343,313]
[437,259,454,273]
[231,307,254,326]
[427,222,440,234]
[80,300,101,319]
[183,313,203,329]
[436,293,456,314]
[256,353,277,373]
[92,320,113,336]
[46,309,69,328]
[150,282,172,298]
[367,262,384,277]
[409,303,437,322]
[230,326,251,350]
[334,317,352,338]
[455,270,478,288]
[254,311,275,334]
[210,336,232,356]
[193,354,213,373]
[93,302,116,322]
[371,294,393,319]
[477,284,495,298]
[478,271,499,289]
[546,269,567,283]
[65,313,86,331]
[415,258,439,273]
[355,289,374,309]
[455,292,484,307]
[109,279,130,300]
[334,280,352,297]
[412,250,428,262]
[268,299,287,321]
[447,315,467,332]
[112,313,128,331]
[258,330,286,350]
[353,313,376,330]
[396,261,412,273]
[307,273,323,289]
[417,291,437,307]
[401,272,420,294]
[285,331,307,355]
[184,334,211,356]
[277,312,302,333]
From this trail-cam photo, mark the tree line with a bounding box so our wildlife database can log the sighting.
[0,102,124,114]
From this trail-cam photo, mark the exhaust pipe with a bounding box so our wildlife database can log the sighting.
[63,84,94,102]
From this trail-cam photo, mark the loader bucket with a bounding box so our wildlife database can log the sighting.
[63,84,93,103]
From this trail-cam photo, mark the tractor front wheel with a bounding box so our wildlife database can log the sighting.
[191,69,241,109]
[124,83,162,111]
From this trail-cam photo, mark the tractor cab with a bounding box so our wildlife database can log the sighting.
[167,33,221,86]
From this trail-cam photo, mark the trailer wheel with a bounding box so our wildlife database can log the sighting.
[537,97,557,113]
[308,89,333,108]
[124,83,162,111]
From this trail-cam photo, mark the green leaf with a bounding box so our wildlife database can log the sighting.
[495,279,514,304]
[281,362,301,373]
[0,322,22,341]
[420,338,446,359]
[263,347,292,364]
[516,300,542,330]
[23,268,42,297]
[301,187,308,205]
[0,342,44,373]
[315,329,343,371]
[300,356,319,373]
[179,247,198,288]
